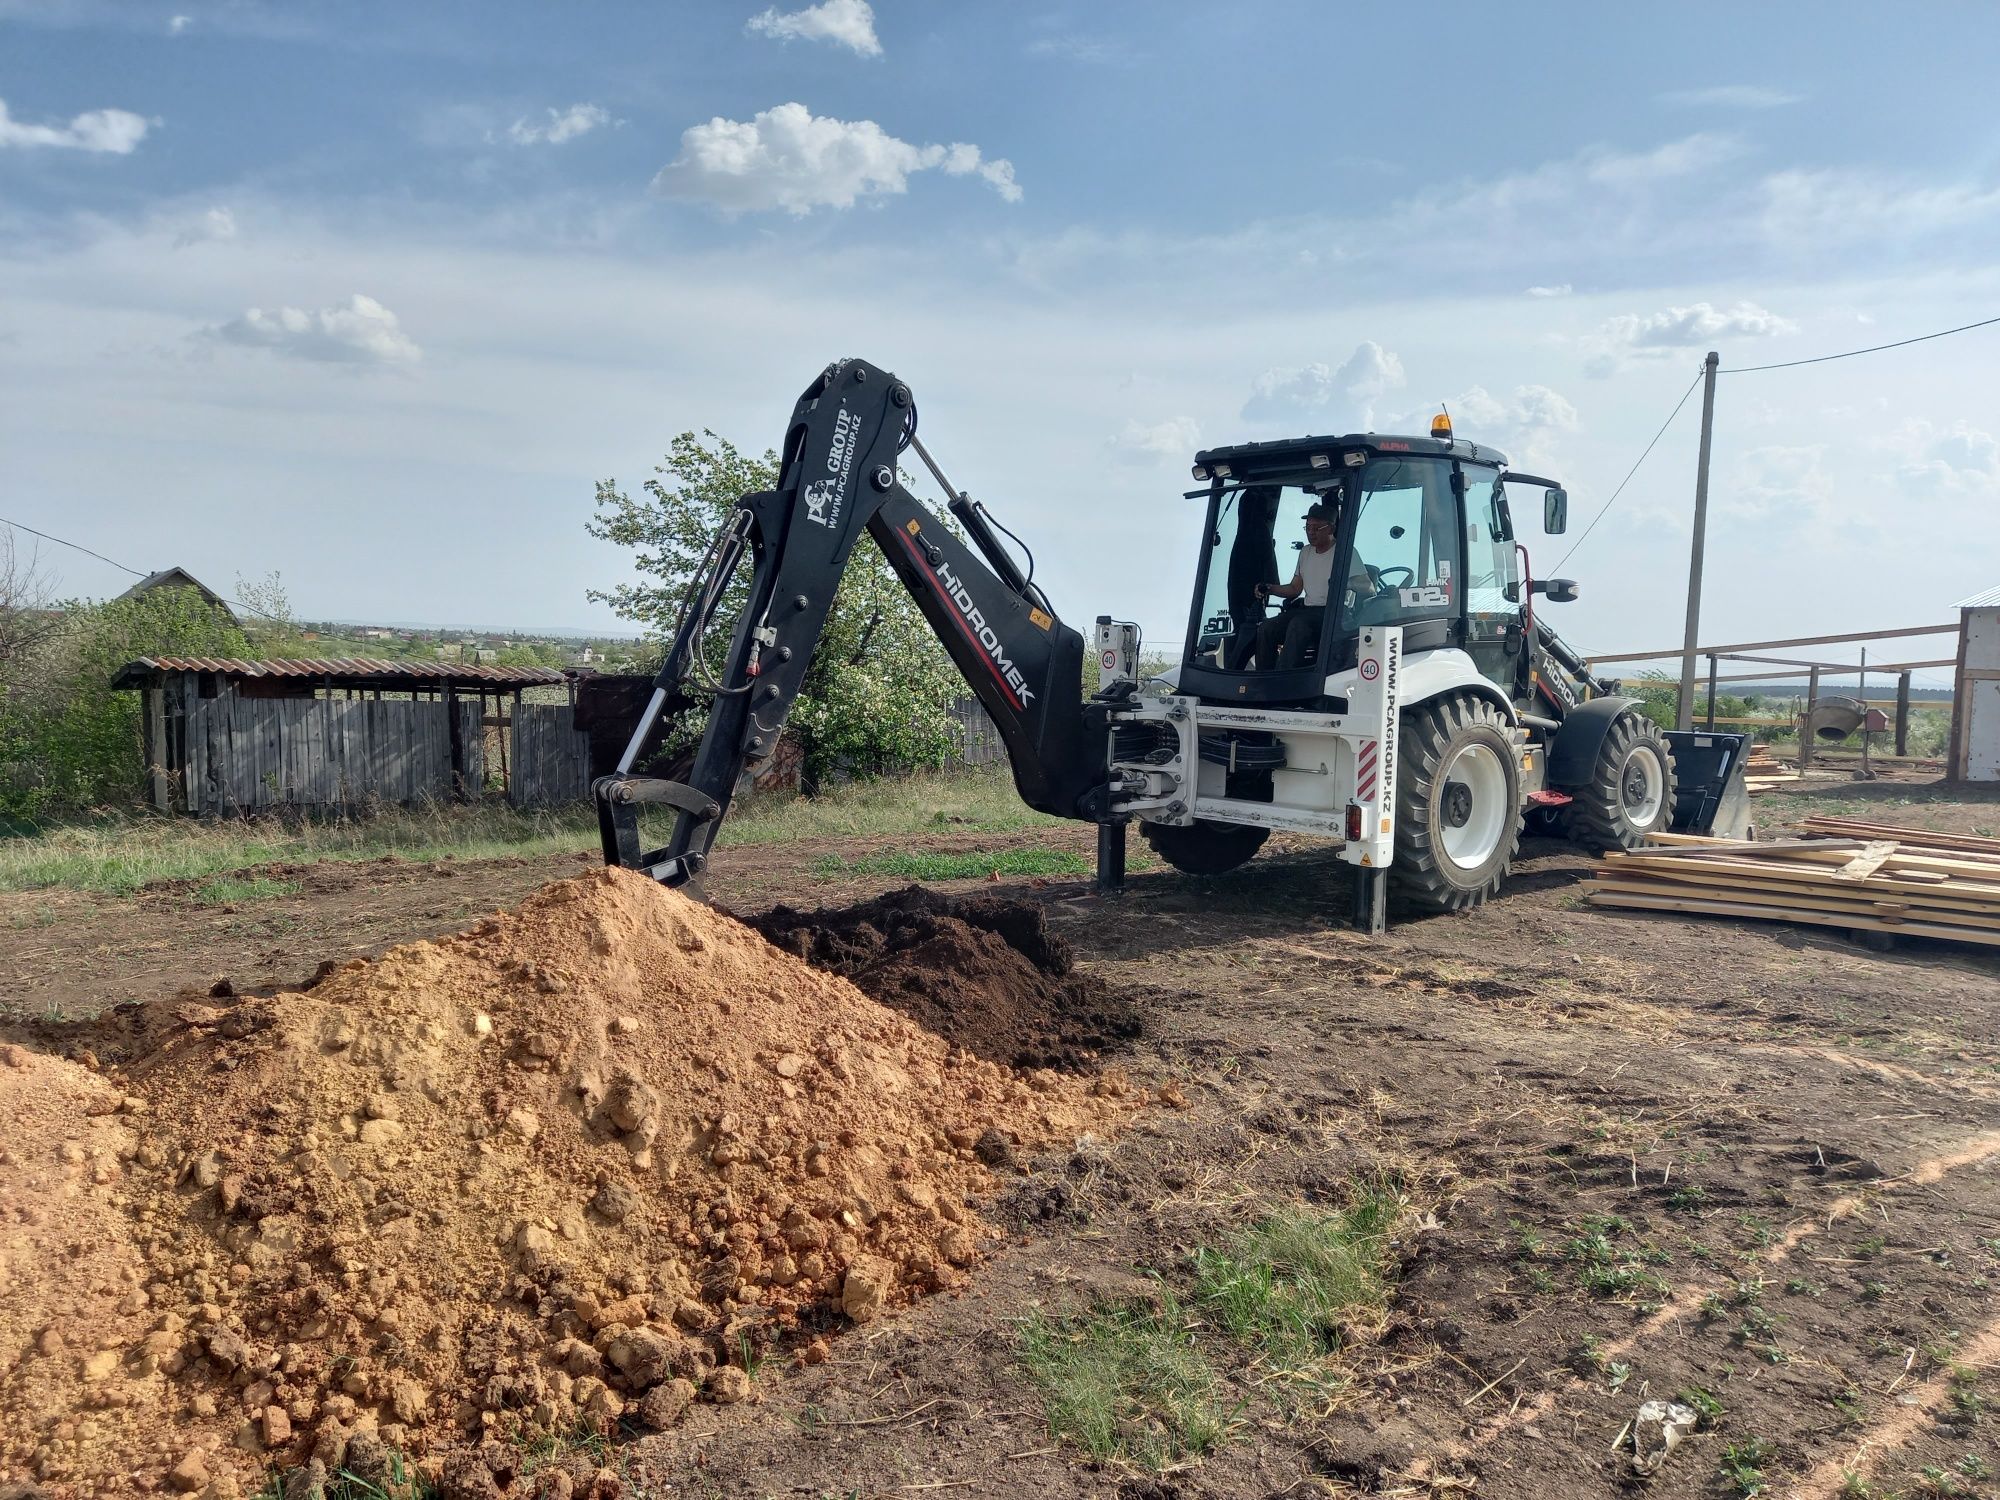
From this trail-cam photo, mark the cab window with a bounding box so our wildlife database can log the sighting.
[1340,457,1462,630]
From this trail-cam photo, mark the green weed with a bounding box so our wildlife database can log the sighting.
[193,875,301,906]
[1018,1297,1231,1469]
[1189,1192,1401,1376]
[1719,1436,1774,1496]
[1679,1386,1724,1426]
[811,846,1088,881]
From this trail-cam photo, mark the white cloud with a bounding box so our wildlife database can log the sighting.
[1761,168,2000,247]
[0,97,152,153]
[1724,443,1838,522]
[1109,416,1201,464]
[1659,84,1801,109]
[652,102,1020,215]
[1242,341,1405,425]
[1387,384,1579,469]
[1527,283,1572,298]
[1026,33,1139,66]
[168,14,191,33]
[172,206,237,248]
[746,0,881,56]
[1899,420,2000,498]
[1583,300,1796,374]
[506,103,610,147]
[205,294,421,365]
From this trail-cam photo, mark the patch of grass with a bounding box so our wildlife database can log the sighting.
[1719,1436,1774,1496]
[0,765,1054,894]
[192,875,301,906]
[1190,1192,1401,1377]
[811,846,1088,881]
[253,1449,436,1500]
[1668,1184,1709,1212]
[1019,1296,1231,1469]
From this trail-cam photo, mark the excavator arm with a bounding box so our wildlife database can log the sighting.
[596,358,1103,885]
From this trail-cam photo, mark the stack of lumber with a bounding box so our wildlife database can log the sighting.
[1742,742,1799,793]
[1583,823,2000,949]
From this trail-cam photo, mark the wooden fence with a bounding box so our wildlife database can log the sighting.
[170,692,484,815]
[510,702,593,808]
[953,696,1005,766]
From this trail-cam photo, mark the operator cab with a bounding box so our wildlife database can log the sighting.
[1179,430,1565,709]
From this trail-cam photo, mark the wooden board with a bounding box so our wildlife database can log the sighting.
[1584,878,2000,931]
[1602,853,2000,903]
[1586,889,2000,949]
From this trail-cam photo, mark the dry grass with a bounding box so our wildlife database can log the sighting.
[0,766,1057,894]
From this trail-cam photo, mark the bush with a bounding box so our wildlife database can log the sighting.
[0,587,247,820]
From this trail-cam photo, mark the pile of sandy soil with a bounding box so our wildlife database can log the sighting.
[748,886,1144,1070]
[0,869,1142,1498]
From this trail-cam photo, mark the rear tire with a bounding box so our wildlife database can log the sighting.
[1141,818,1269,876]
[1389,695,1523,914]
[1563,712,1677,853]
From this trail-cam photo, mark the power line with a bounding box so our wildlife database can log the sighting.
[0,514,290,625]
[1550,367,1703,573]
[0,513,145,579]
[1725,312,2000,374]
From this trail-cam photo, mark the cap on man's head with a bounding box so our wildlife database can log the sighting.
[1303,501,1332,522]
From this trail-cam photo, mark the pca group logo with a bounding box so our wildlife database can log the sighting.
[802,479,838,527]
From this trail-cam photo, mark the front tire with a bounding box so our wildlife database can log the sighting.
[1563,712,1677,852]
[1141,818,1269,876]
[1390,695,1523,914]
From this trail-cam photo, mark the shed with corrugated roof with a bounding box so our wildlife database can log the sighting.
[110,657,576,814]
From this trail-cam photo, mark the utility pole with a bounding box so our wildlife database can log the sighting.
[1676,351,1721,731]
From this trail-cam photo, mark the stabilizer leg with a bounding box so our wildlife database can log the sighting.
[1353,866,1388,935]
[1095,821,1127,894]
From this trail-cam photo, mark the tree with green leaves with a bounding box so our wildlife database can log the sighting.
[589,430,967,790]
[0,585,248,819]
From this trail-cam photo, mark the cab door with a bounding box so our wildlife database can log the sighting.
[1457,464,1525,698]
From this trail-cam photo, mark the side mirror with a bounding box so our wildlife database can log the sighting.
[1536,578,1580,603]
[1544,487,1569,534]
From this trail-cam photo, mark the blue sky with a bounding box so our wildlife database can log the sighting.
[3,1,1997,678]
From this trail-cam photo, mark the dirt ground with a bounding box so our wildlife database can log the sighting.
[6,777,2000,1498]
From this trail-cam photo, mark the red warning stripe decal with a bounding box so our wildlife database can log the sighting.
[1356,739,1379,803]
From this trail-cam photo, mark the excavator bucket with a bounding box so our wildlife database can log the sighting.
[1663,729,1754,840]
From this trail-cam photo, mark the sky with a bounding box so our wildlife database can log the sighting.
[2,1,1997,680]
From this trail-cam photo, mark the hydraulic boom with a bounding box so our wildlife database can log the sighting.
[596,359,1102,885]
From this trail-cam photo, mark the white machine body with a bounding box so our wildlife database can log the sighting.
[1106,625,1412,868]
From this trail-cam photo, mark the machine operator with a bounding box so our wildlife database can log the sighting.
[1254,501,1337,670]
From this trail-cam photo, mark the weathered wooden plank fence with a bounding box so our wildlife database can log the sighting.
[510,702,593,808]
[169,682,484,815]
[953,696,1005,766]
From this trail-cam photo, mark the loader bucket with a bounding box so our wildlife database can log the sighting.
[1663,729,1753,841]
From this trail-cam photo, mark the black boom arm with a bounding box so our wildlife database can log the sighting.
[596,359,1101,885]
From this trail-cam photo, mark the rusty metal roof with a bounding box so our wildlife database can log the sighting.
[112,656,568,690]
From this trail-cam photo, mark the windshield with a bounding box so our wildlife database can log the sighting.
[1187,483,1325,671]
[1339,456,1466,631]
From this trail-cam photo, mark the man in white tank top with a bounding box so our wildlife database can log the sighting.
[1254,502,1336,670]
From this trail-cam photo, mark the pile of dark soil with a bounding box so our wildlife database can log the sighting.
[746,886,1143,1071]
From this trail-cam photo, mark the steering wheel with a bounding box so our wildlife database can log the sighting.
[1374,565,1415,590]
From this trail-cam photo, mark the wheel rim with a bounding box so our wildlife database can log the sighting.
[1621,745,1666,827]
[1438,741,1508,870]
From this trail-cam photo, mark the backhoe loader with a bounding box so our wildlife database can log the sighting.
[596,358,1749,928]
